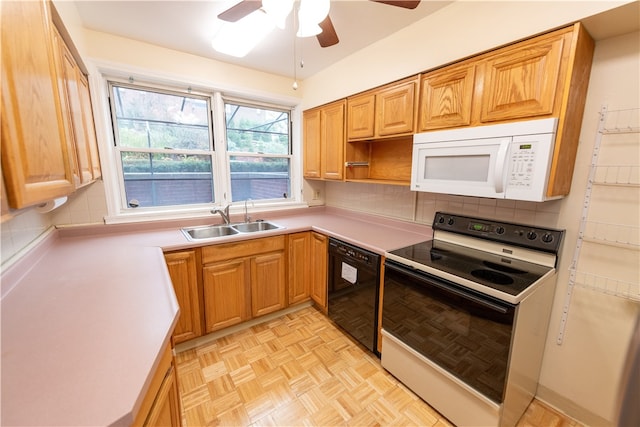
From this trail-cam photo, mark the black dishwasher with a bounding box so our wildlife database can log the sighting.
[328,238,381,356]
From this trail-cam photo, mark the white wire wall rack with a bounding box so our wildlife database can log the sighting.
[557,105,640,344]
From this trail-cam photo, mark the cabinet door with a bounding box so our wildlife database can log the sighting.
[164,250,202,344]
[203,259,249,333]
[375,80,416,137]
[58,36,93,186]
[480,34,564,123]
[303,109,321,178]
[321,100,345,180]
[144,365,181,427]
[1,169,12,223]
[418,64,476,131]
[347,93,375,140]
[310,232,328,311]
[251,251,286,317]
[1,0,74,209]
[78,73,101,180]
[288,232,310,305]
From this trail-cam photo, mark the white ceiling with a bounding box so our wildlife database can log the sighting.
[74,0,452,80]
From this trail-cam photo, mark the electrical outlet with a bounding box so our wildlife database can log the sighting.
[314,190,321,200]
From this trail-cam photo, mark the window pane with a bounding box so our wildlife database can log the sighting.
[230,156,290,201]
[113,85,210,150]
[225,103,289,154]
[121,151,213,207]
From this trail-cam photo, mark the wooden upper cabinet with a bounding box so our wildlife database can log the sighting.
[375,79,417,137]
[78,74,102,181]
[418,63,476,131]
[346,93,375,140]
[347,76,418,141]
[1,0,74,209]
[303,109,321,178]
[303,99,345,181]
[321,100,345,180]
[479,33,565,123]
[52,25,101,189]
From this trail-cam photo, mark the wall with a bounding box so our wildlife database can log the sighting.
[537,30,640,425]
[323,27,640,427]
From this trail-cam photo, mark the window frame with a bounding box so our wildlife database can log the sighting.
[96,74,303,224]
[108,80,217,212]
[223,97,293,203]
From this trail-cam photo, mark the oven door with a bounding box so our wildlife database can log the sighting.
[382,259,516,403]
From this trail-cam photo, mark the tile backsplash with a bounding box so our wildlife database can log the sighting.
[1,208,53,268]
[325,181,563,227]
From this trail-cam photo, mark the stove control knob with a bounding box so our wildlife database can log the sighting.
[527,231,538,240]
[437,215,445,224]
[447,217,455,225]
[495,226,505,235]
[542,233,554,243]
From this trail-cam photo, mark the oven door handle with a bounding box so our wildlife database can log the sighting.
[385,261,512,314]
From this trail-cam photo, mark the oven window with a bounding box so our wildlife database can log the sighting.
[382,263,515,403]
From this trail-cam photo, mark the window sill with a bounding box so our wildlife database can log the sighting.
[103,201,309,225]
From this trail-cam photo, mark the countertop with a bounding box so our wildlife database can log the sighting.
[0,206,432,426]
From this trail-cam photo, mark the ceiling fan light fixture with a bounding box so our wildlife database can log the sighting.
[296,19,322,38]
[262,0,294,29]
[212,10,275,57]
[298,0,330,25]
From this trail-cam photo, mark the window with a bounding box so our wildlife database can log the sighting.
[107,79,295,217]
[224,101,291,202]
[110,82,215,209]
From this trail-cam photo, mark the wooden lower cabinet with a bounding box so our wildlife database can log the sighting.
[203,258,250,333]
[201,236,286,333]
[309,232,328,311]
[288,232,311,305]
[133,343,181,427]
[251,251,286,317]
[164,250,202,344]
[166,234,324,340]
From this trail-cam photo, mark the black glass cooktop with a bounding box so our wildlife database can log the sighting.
[387,240,552,296]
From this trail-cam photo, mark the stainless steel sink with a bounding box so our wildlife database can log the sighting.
[182,224,239,241]
[232,221,282,233]
[182,221,283,241]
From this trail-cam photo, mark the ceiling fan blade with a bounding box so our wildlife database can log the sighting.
[218,0,263,22]
[370,0,420,9]
[317,15,339,48]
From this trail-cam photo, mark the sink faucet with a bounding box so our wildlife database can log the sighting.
[211,204,231,224]
[244,199,253,223]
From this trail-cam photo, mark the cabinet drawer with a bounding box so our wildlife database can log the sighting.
[202,235,285,264]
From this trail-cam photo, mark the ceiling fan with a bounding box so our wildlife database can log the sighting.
[217,0,421,48]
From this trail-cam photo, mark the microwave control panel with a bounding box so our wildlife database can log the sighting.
[508,142,536,188]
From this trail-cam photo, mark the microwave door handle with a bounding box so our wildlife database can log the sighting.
[494,139,510,194]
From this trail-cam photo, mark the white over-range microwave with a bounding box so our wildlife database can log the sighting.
[410,118,560,202]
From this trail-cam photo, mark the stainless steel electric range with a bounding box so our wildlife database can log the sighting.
[381,212,564,427]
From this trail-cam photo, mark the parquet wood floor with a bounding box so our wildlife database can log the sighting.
[175,306,581,427]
